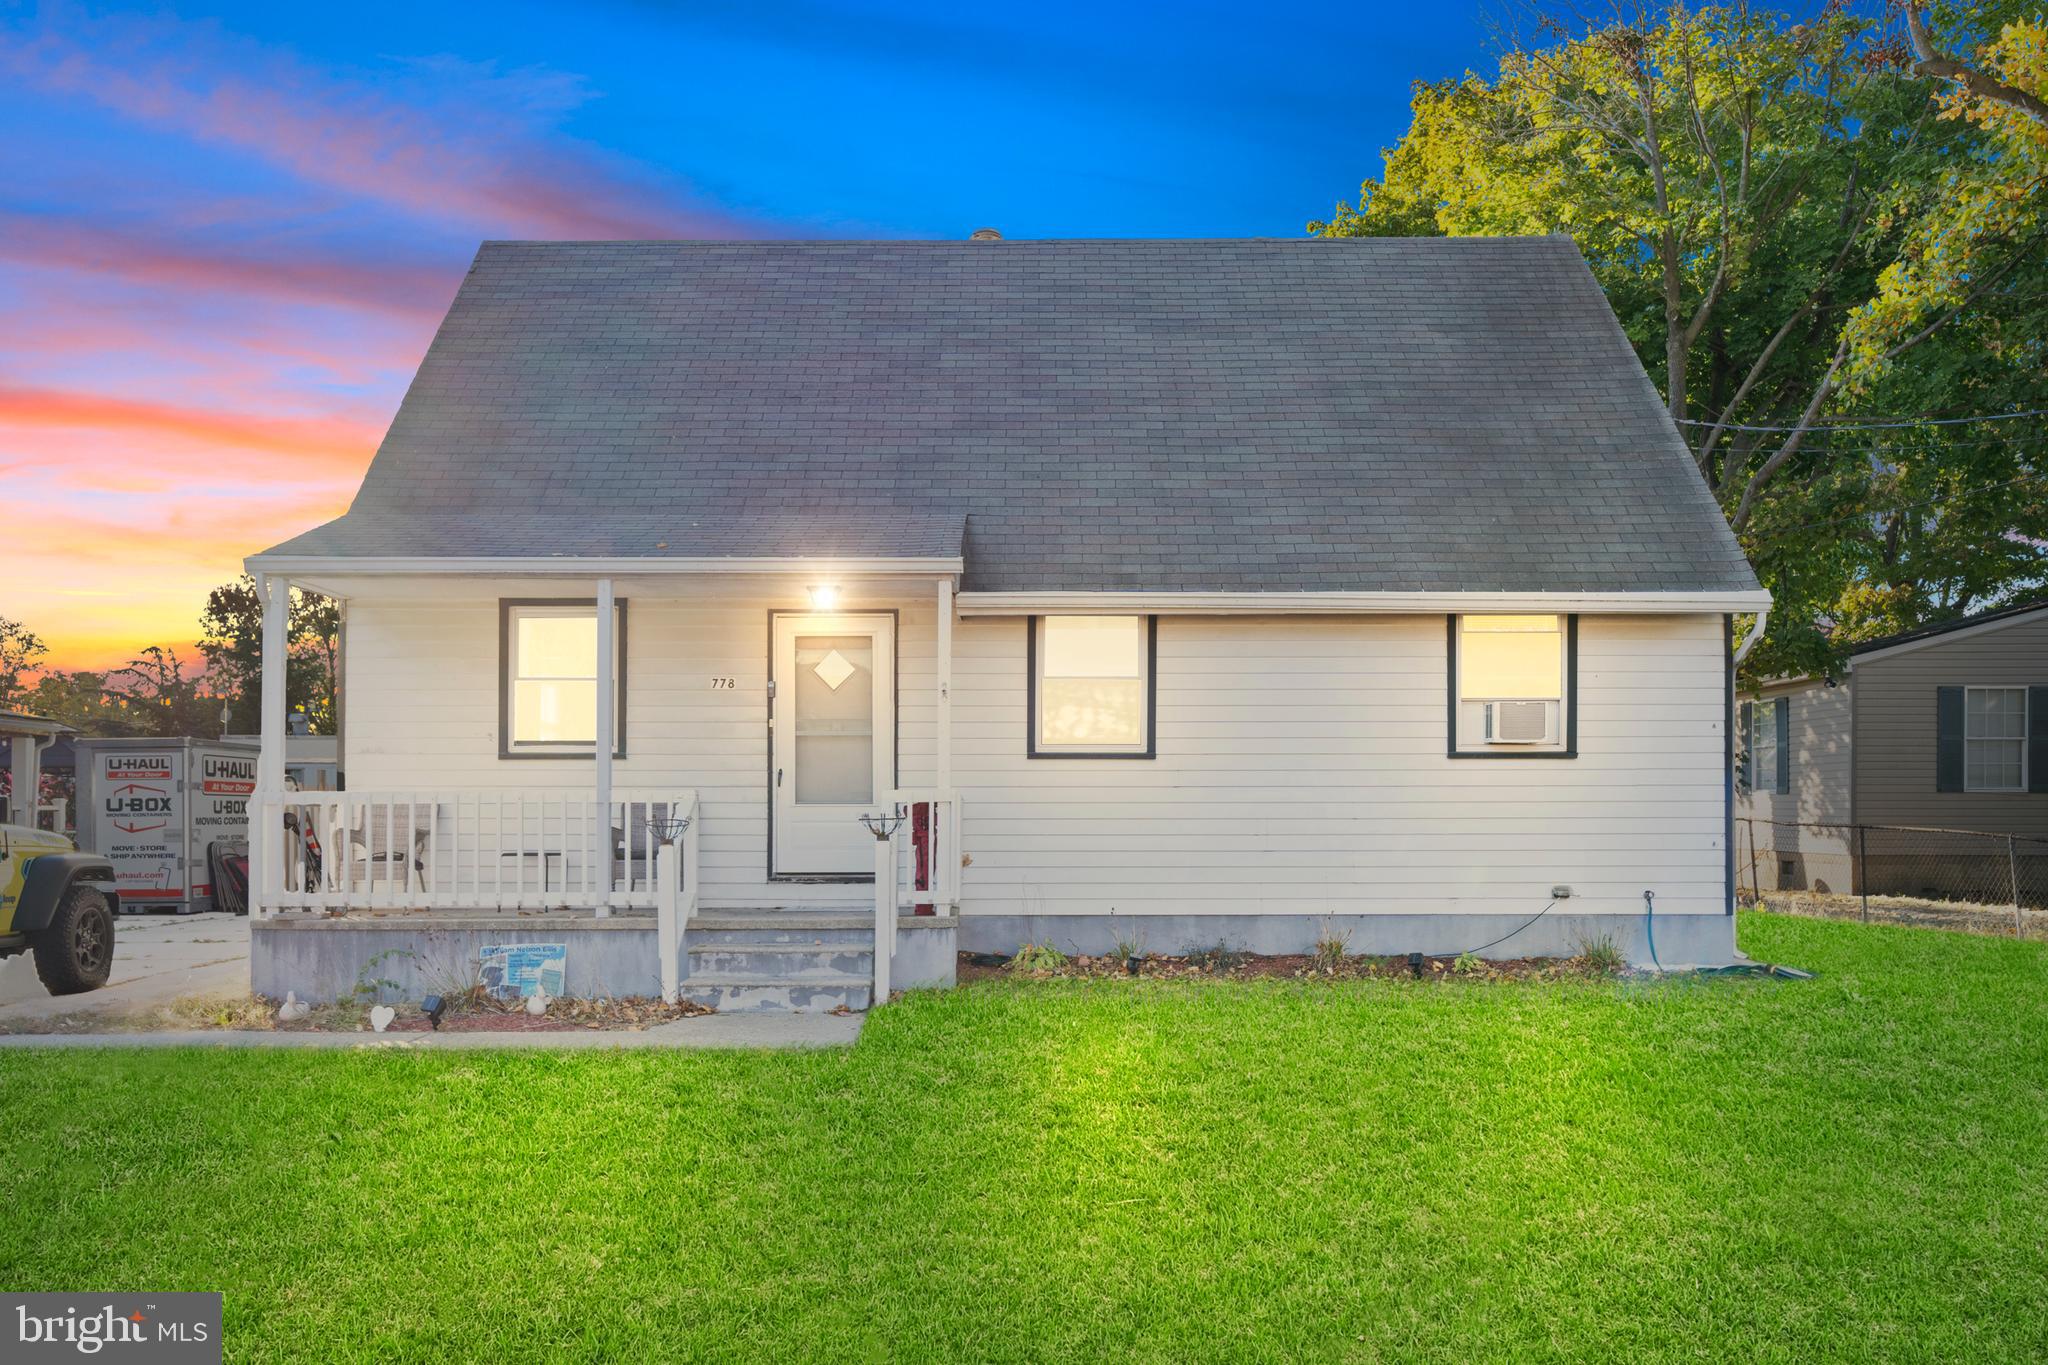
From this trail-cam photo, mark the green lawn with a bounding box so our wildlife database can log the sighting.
[3,914,2046,1363]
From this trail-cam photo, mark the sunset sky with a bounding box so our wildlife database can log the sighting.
[3,0,1487,673]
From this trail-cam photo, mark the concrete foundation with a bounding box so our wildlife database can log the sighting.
[253,911,960,1006]
[891,917,957,989]
[957,911,1738,968]
[252,915,660,1004]
[253,908,1729,1002]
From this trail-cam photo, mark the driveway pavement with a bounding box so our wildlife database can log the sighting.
[0,911,249,1022]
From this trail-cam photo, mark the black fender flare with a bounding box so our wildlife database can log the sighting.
[14,853,118,935]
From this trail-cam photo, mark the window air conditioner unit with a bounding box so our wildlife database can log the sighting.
[1483,700,1552,744]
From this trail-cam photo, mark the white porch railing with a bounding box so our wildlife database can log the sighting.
[655,791,701,1005]
[257,788,697,916]
[887,789,961,915]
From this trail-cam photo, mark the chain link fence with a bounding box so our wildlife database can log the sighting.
[1738,818,2048,939]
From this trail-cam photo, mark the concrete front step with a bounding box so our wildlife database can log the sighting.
[679,911,955,1011]
[690,921,876,946]
[686,942,874,979]
[678,976,873,1013]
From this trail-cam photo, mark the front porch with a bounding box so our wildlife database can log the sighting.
[250,783,963,1005]
[244,549,968,1008]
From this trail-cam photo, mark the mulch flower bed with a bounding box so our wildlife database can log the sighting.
[958,950,1610,985]
[0,994,713,1035]
[275,995,715,1033]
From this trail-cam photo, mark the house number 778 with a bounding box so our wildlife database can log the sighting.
[710,677,736,689]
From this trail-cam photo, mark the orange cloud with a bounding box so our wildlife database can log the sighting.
[0,385,384,476]
[6,484,352,673]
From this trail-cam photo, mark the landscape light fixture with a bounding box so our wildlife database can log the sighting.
[1408,951,1425,980]
[807,583,841,611]
[421,994,447,1030]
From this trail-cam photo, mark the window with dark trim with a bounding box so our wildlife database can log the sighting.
[499,599,627,759]
[1964,686,2027,791]
[1027,615,1156,758]
[1448,614,1578,758]
[1739,697,1791,795]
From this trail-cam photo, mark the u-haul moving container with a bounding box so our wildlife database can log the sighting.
[76,737,258,913]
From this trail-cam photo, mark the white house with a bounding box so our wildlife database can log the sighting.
[246,235,1769,1009]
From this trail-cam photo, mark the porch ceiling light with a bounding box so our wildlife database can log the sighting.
[807,583,841,610]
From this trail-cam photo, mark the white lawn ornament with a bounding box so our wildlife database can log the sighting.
[525,987,552,1017]
[369,1004,396,1033]
[276,991,310,1023]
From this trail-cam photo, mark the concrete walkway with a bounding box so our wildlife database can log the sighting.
[0,1011,864,1050]
[0,911,249,1022]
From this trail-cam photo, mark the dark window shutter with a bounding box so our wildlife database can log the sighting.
[1774,696,1791,794]
[2029,686,2048,794]
[1936,686,1966,792]
[1737,701,1753,794]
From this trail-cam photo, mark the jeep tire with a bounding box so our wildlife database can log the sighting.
[32,884,114,995]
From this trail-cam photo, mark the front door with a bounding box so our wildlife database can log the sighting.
[771,613,895,876]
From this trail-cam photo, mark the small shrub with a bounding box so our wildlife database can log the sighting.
[1009,942,1068,973]
[1453,950,1482,975]
[1574,934,1625,975]
[1108,911,1146,962]
[1312,921,1352,971]
[1186,941,1246,973]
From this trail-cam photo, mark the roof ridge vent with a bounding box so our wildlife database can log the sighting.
[969,227,1002,241]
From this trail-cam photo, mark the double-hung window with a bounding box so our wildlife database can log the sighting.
[1964,686,2027,792]
[1740,697,1790,795]
[501,600,626,757]
[1450,614,1575,756]
[1029,615,1155,757]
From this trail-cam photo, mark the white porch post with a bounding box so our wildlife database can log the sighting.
[594,577,616,917]
[936,577,953,794]
[254,572,289,917]
[7,736,40,828]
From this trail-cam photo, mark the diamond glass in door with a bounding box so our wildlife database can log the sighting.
[794,636,875,805]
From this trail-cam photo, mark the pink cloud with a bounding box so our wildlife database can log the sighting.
[7,15,761,241]
[0,211,457,320]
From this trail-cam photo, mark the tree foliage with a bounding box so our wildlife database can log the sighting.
[197,575,340,734]
[0,616,47,710]
[1312,1,2047,681]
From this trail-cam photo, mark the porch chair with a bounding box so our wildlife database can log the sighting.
[610,803,674,893]
[340,804,436,894]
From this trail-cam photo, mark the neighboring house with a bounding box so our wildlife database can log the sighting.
[1737,600,2048,898]
[244,236,1768,1008]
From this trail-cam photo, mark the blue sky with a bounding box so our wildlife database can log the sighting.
[0,0,1494,666]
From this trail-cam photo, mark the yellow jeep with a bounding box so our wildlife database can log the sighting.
[0,823,118,994]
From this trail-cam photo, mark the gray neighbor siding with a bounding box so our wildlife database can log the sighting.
[1736,679,1856,891]
[1852,612,2048,835]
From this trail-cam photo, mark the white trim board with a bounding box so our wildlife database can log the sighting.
[955,589,1771,616]
[246,554,964,577]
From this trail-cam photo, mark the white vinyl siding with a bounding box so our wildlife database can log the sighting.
[343,597,1727,917]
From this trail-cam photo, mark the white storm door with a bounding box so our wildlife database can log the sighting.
[771,613,895,876]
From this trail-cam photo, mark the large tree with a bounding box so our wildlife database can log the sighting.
[1313,1,2047,680]
[0,616,47,710]
[197,575,340,734]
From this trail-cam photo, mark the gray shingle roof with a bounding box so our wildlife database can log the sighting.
[262,237,1759,594]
